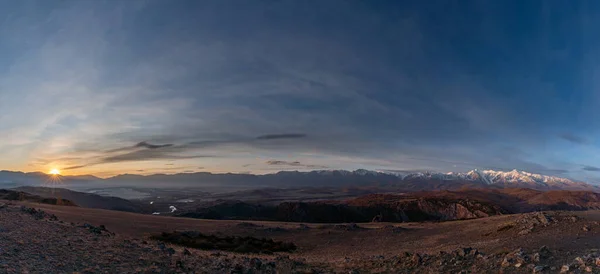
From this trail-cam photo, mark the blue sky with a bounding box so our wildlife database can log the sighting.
[1,0,600,180]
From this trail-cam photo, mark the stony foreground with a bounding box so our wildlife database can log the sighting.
[0,203,324,273]
[4,202,600,273]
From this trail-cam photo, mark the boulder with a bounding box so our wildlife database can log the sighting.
[532,265,545,273]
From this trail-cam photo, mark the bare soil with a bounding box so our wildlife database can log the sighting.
[5,200,600,273]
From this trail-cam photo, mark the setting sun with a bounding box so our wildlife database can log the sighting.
[49,168,61,175]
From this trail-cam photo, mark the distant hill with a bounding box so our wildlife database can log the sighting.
[0,189,76,206]
[98,169,600,192]
[177,196,507,223]
[14,187,148,213]
[0,168,597,192]
[176,187,600,223]
[415,188,600,212]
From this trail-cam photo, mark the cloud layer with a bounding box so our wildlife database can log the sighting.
[1,1,600,181]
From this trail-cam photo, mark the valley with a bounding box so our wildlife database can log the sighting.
[3,169,600,272]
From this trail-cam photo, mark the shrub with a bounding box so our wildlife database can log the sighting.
[151,231,297,254]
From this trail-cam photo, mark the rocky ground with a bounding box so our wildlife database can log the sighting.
[4,201,600,273]
[0,203,323,273]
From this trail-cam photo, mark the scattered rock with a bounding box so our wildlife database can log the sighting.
[569,216,579,223]
[519,227,534,235]
[80,223,112,235]
[532,265,545,273]
[371,214,383,222]
[583,225,590,232]
[538,246,551,260]
[166,248,176,256]
[537,213,551,225]
[410,253,422,266]
[20,206,50,220]
[497,223,515,232]
[250,258,262,269]
[501,257,512,268]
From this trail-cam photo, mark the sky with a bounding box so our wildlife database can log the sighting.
[2,1,600,181]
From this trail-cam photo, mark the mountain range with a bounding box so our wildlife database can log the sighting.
[0,168,596,192]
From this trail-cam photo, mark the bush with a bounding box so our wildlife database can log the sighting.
[151,231,297,254]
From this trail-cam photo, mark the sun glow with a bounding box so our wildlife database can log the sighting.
[49,168,61,175]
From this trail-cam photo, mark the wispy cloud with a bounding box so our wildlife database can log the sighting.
[61,141,215,170]
[256,134,307,140]
[135,141,173,149]
[2,1,598,182]
[63,165,87,170]
[583,166,600,172]
[559,133,589,145]
[265,160,328,169]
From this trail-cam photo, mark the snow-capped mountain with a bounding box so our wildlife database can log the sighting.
[377,168,593,190]
[279,168,595,190]
[464,169,580,188]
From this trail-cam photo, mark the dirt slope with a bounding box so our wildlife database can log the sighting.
[9,199,600,273]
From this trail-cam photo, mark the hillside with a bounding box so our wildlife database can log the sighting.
[0,189,76,206]
[415,188,600,212]
[7,199,600,273]
[176,188,600,223]
[14,187,148,213]
[177,196,507,223]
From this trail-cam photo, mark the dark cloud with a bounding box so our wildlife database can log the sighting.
[266,160,302,166]
[583,166,600,172]
[559,133,589,145]
[135,141,173,149]
[60,142,216,170]
[136,169,145,172]
[256,134,307,140]
[265,160,327,169]
[197,167,204,169]
[105,141,174,153]
[63,165,87,170]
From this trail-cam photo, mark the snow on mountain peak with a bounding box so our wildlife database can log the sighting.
[375,168,586,189]
[473,169,578,187]
[294,168,587,189]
